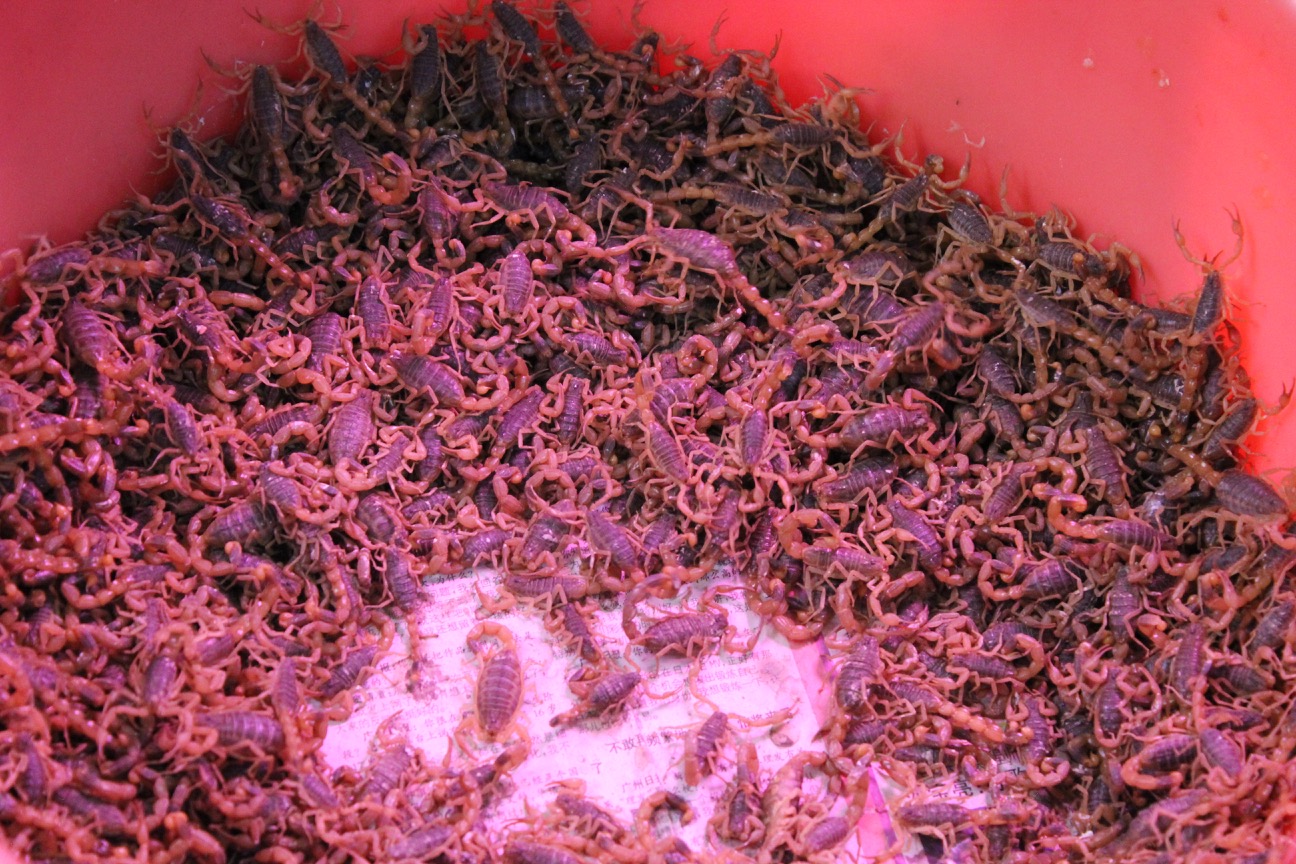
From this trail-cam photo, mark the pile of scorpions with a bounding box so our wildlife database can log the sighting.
[1,2,1294,862]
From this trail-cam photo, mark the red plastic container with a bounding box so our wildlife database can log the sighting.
[2,0,1294,475]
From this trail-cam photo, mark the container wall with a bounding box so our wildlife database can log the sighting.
[2,0,1292,469]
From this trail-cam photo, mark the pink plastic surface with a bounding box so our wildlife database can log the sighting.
[2,0,1293,470]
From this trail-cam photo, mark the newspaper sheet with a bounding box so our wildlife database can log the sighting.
[321,566,921,857]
